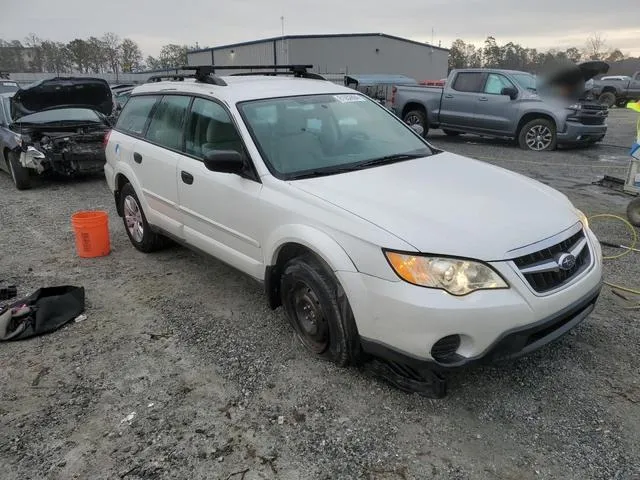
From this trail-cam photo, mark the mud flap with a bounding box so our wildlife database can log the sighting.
[363,357,447,399]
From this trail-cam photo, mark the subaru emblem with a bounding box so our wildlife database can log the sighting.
[556,253,576,271]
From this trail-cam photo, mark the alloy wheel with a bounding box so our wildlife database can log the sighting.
[525,125,553,151]
[123,195,144,243]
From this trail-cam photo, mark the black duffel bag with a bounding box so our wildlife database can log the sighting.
[0,286,85,341]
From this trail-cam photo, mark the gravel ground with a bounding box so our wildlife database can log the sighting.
[1,108,639,480]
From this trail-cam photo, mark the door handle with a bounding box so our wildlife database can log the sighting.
[479,97,488,101]
[181,171,194,185]
[133,152,142,164]
[444,94,454,99]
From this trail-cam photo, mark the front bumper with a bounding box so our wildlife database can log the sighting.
[557,121,607,144]
[337,231,603,369]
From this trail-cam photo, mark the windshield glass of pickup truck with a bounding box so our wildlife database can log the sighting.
[239,94,433,179]
[511,73,537,91]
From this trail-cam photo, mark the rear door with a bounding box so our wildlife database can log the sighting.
[438,72,487,129]
[474,73,519,134]
[117,94,191,238]
[628,74,640,98]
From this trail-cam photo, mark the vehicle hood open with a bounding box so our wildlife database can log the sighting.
[291,152,580,261]
[10,77,113,120]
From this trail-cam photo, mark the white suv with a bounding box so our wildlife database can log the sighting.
[104,68,603,395]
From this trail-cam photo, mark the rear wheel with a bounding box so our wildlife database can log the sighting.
[598,91,616,108]
[443,129,461,137]
[119,183,168,252]
[280,254,361,367]
[7,151,31,190]
[518,119,557,151]
[403,110,428,137]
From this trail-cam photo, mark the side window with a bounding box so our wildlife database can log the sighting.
[145,95,191,150]
[184,98,244,158]
[484,74,515,95]
[116,96,158,135]
[451,73,485,93]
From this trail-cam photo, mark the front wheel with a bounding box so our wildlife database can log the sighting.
[7,151,31,190]
[598,92,616,108]
[280,254,361,367]
[518,119,557,151]
[119,183,168,253]
[403,110,428,137]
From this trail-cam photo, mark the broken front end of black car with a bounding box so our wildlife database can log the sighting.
[3,77,113,189]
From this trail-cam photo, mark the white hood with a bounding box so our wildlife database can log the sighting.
[291,152,579,260]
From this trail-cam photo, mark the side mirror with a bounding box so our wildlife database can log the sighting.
[409,123,424,136]
[203,150,244,174]
[501,87,518,100]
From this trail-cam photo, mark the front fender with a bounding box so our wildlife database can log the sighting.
[264,224,357,273]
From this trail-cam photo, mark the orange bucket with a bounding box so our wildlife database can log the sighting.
[71,211,111,258]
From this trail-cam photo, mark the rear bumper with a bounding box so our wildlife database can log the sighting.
[557,121,607,144]
[360,282,601,371]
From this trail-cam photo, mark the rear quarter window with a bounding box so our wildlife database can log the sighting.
[116,95,158,135]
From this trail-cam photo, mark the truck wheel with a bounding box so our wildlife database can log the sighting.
[443,129,461,137]
[627,197,640,227]
[598,92,616,108]
[7,151,31,190]
[403,110,428,137]
[518,119,557,151]
[119,183,168,253]
[280,254,361,367]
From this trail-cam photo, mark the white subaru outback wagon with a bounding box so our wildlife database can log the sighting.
[104,67,602,395]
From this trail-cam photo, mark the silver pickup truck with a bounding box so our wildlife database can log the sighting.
[391,67,609,151]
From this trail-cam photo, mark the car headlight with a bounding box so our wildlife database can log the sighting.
[567,103,582,111]
[575,209,589,229]
[384,251,508,296]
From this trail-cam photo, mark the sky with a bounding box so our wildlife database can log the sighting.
[1,0,638,57]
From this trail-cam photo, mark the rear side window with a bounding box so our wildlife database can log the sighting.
[145,95,191,151]
[452,73,485,93]
[116,95,158,135]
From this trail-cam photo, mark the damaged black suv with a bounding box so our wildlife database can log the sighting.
[0,77,113,190]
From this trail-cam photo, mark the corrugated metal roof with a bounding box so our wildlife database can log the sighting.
[188,33,449,54]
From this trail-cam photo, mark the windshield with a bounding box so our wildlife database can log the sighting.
[511,73,536,91]
[14,107,104,125]
[0,81,19,94]
[238,93,433,179]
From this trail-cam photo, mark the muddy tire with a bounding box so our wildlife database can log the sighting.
[627,197,640,227]
[518,118,557,151]
[7,151,31,190]
[119,183,168,253]
[280,254,361,367]
[403,110,428,137]
[598,92,616,108]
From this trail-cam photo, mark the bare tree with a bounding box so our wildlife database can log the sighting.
[102,33,122,75]
[584,33,608,61]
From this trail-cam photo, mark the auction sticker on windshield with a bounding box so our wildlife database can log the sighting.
[334,94,366,103]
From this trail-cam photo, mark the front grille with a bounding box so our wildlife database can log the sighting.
[512,230,591,293]
[579,116,606,126]
[581,102,607,111]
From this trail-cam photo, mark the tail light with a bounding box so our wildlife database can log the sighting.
[103,129,112,149]
[391,86,397,107]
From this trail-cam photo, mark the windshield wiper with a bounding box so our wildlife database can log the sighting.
[287,152,428,180]
[352,152,426,169]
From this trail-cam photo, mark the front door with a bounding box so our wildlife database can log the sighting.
[474,73,519,134]
[177,97,264,279]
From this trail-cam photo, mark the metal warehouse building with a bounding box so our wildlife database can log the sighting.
[186,33,449,81]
